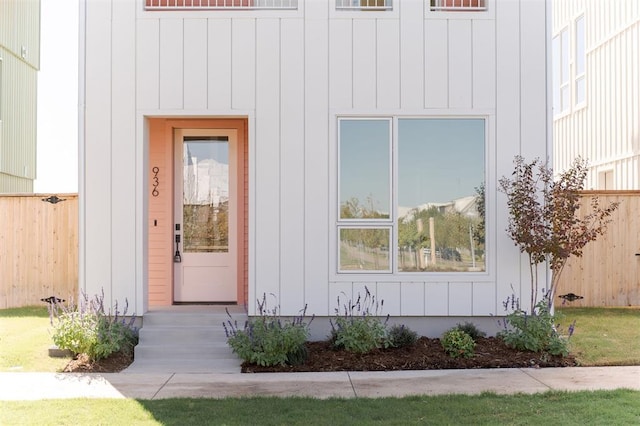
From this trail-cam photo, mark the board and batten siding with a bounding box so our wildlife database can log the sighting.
[553,0,640,190]
[0,0,40,193]
[81,0,551,320]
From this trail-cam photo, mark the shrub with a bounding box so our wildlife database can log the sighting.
[50,291,138,361]
[51,310,98,356]
[441,329,475,359]
[224,294,311,367]
[93,303,139,360]
[497,296,570,357]
[454,322,486,342]
[386,324,418,348]
[330,287,389,354]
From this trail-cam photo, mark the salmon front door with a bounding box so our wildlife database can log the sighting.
[173,128,238,303]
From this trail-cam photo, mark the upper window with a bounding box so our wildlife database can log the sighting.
[144,0,298,10]
[598,170,614,190]
[574,15,586,106]
[337,118,486,274]
[552,28,570,115]
[553,15,587,116]
[430,0,487,11]
[336,0,392,11]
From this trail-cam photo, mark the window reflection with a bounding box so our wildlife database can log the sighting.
[397,119,485,272]
[183,137,229,253]
[336,117,486,274]
[339,119,391,219]
[339,228,390,272]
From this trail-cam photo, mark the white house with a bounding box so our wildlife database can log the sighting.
[79,0,552,337]
[552,0,640,189]
[0,0,40,193]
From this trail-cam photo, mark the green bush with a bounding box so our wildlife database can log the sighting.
[224,294,311,367]
[330,287,389,354]
[454,322,486,342]
[50,292,138,361]
[386,324,418,348]
[52,311,98,356]
[441,329,475,358]
[331,316,387,353]
[497,297,569,357]
[93,313,138,360]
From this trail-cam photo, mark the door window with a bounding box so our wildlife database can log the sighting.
[182,136,230,253]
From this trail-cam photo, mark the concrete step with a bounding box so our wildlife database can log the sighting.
[127,305,247,374]
[142,307,246,327]
[137,326,229,344]
[133,343,235,359]
[142,314,232,327]
[123,357,242,374]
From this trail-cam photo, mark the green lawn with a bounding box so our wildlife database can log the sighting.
[1,306,640,425]
[0,306,71,372]
[1,306,639,373]
[1,390,639,425]
[557,307,640,366]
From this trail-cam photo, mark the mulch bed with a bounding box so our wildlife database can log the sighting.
[242,337,577,373]
[63,337,577,373]
[63,351,134,373]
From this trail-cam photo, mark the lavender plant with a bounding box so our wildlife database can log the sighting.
[49,290,138,361]
[224,294,312,367]
[329,287,390,353]
[497,294,572,357]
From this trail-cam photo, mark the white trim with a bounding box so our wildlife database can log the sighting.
[78,0,87,301]
[137,118,149,313]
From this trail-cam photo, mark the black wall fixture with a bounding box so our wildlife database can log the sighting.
[42,195,66,204]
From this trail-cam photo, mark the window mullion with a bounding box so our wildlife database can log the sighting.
[391,116,399,273]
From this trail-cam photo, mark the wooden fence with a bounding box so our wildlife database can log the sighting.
[556,191,640,307]
[1,191,637,309]
[0,194,78,309]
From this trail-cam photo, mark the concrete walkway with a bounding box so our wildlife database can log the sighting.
[1,366,639,400]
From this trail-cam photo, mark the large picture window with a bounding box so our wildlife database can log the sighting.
[337,117,486,274]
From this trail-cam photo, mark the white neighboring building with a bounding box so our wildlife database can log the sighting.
[0,0,40,192]
[79,0,552,337]
[552,0,640,189]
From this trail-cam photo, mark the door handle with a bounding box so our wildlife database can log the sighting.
[174,233,182,263]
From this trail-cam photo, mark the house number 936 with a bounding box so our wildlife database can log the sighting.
[152,167,160,197]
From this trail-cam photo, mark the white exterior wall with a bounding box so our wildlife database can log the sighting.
[80,0,551,323]
[0,0,40,192]
[553,0,640,189]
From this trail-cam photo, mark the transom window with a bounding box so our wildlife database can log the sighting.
[337,118,486,274]
[336,0,392,11]
[430,0,487,11]
[144,0,298,10]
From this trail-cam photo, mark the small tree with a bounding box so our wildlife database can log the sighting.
[499,156,619,312]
